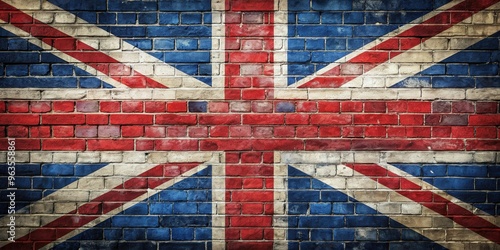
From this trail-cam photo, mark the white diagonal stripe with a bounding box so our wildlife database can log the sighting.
[2,0,209,88]
[291,163,498,246]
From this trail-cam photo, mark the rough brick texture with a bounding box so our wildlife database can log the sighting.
[0,0,499,249]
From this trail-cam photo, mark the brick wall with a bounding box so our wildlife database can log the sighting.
[0,0,499,249]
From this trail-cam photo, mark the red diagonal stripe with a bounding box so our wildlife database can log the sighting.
[0,1,166,88]
[300,0,500,88]
[348,163,500,244]
[6,163,201,250]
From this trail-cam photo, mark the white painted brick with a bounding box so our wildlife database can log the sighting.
[466,88,500,100]
[109,52,140,63]
[123,152,146,163]
[30,203,54,214]
[53,202,77,214]
[30,152,52,162]
[0,90,41,100]
[347,178,377,189]
[105,177,124,189]
[281,152,341,164]
[352,89,398,100]
[53,152,77,163]
[391,52,433,63]
[377,202,401,214]
[42,90,87,100]
[422,89,465,100]
[131,64,154,76]
[399,64,421,74]
[111,89,152,100]
[147,152,169,163]
[167,152,213,163]
[422,38,449,50]
[78,177,104,190]
[152,89,176,100]
[100,39,121,50]
[309,89,351,99]
[397,89,422,99]
[33,12,54,23]
[386,152,435,163]
[397,216,432,227]
[176,89,224,100]
[154,64,175,76]
[402,203,422,214]
[472,12,495,24]
[77,152,100,163]
[14,152,30,162]
[473,152,496,163]
[361,77,385,87]
[86,89,112,100]
[353,191,388,201]
[100,152,123,163]
[336,164,354,176]
[7,0,41,9]
[54,12,76,23]
[274,89,308,99]
[315,165,337,177]
[434,152,473,163]
[438,25,466,36]
[354,152,380,163]
[293,164,315,176]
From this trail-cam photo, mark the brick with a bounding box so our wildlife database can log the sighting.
[354,114,398,125]
[76,101,98,112]
[476,102,497,114]
[75,125,98,138]
[342,127,364,138]
[274,126,295,137]
[251,101,273,113]
[229,52,268,63]
[451,127,474,138]
[297,101,318,112]
[424,114,468,126]
[387,127,406,138]
[0,114,39,125]
[167,101,187,112]
[145,126,166,138]
[230,125,252,137]
[210,126,229,137]
[53,126,74,137]
[31,101,51,113]
[122,126,144,137]
[43,139,85,151]
[31,126,51,138]
[86,114,109,125]
[7,126,29,137]
[242,89,266,100]
[42,114,85,125]
[296,126,318,138]
[475,127,497,138]
[53,101,75,112]
[432,101,451,113]
[452,101,475,113]
[364,102,386,113]
[230,102,251,112]
[167,126,187,137]
[188,126,208,138]
[351,139,465,151]
[188,101,208,112]
[122,101,144,113]
[365,126,386,138]
[155,139,198,150]
[145,101,167,113]
[311,114,352,125]
[407,101,431,113]
[319,126,342,137]
[469,115,500,126]
[400,115,424,125]
[156,114,197,125]
[209,102,229,113]
[406,127,431,138]
[88,139,134,151]
[253,126,273,138]
[243,114,284,125]
[253,139,303,150]
[341,102,363,112]
[8,101,29,113]
[199,114,240,125]
[110,114,153,125]
[432,127,452,138]
[387,102,407,113]
[100,101,121,112]
[285,114,309,125]
[98,125,121,138]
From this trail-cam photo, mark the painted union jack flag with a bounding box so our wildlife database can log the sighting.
[0,0,499,249]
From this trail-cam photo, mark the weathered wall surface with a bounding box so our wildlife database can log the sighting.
[0,0,499,249]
